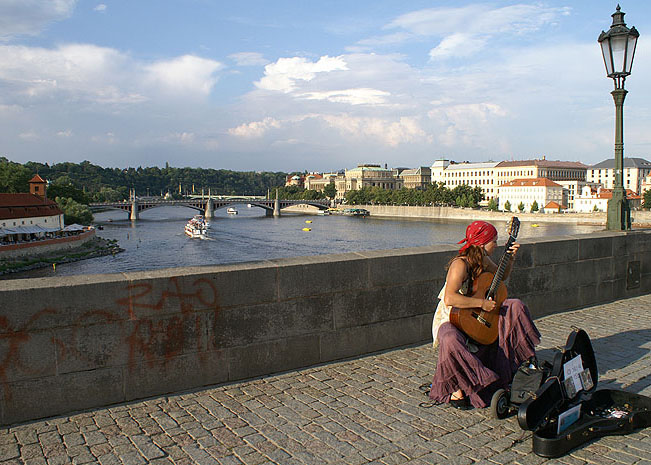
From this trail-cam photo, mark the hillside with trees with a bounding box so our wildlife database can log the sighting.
[0,158,288,201]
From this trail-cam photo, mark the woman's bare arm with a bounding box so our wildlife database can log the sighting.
[443,259,496,311]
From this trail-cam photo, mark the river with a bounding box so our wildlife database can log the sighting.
[7,206,603,279]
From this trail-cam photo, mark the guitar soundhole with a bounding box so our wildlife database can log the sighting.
[471,312,492,328]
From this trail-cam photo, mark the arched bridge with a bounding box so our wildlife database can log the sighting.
[89,198,330,220]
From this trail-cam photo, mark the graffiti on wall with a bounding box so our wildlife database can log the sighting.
[0,276,221,400]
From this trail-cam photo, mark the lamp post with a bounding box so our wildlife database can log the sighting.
[598,5,639,230]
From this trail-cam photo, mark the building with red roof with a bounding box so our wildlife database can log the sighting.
[0,176,64,243]
[575,185,641,212]
[498,178,564,213]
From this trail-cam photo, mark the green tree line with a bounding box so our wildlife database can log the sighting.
[0,157,287,202]
[344,183,485,208]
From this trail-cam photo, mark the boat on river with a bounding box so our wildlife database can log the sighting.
[342,208,370,217]
[184,215,208,238]
[227,207,238,215]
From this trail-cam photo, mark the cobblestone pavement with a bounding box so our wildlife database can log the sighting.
[2,295,651,465]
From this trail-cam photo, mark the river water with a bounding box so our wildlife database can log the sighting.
[7,206,602,279]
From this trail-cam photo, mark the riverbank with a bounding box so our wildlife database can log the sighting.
[351,204,651,227]
[0,237,123,276]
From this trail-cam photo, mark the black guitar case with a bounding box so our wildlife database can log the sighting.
[517,329,651,458]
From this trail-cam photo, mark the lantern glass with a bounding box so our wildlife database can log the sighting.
[610,35,627,74]
[625,34,638,73]
[601,39,613,76]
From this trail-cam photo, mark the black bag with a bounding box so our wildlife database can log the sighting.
[518,328,651,458]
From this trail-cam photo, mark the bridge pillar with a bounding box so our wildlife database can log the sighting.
[273,189,280,217]
[205,198,214,219]
[130,199,139,220]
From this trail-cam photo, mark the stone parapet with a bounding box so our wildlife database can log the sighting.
[0,230,650,425]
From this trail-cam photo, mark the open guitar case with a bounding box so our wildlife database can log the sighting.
[517,328,651,458]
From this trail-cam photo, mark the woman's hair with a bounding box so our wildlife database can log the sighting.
[447,245,484,280]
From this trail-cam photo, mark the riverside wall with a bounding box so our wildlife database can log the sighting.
[0,230,96,260]
[357,204,651,226]
[1,230,651,425]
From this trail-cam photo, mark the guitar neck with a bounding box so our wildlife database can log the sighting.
[487,238,514,298]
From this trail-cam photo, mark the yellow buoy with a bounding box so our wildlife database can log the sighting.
[305,220,312,223]
[532,224,539,227]
[302,227,311,231]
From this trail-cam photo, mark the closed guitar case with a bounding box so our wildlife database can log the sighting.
[517,329,651,458]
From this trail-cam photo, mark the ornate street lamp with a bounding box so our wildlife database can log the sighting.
[598,5,639,230]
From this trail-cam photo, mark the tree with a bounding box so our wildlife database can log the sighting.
[0,157,32,193]
[55,197,94,225]
[530,200,539,213]
[518,202,525,212]
[487,198,499,211]
[643,189,651,209]
[504,200,511,212]
[323,181,336,199]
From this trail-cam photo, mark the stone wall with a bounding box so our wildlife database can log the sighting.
[0,230,96,260]
[359,204,651,226]
[1,230,650,425]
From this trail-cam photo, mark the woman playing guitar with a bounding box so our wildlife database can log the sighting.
[429,220,540,410]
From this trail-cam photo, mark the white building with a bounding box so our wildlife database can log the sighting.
[431,160,500,200]
[336,164,403,201]
[498,178,564,212]
[400,167,431,189]
[304,172,338,192]
[586,157,651,194]
[0,175,64,243]
[555,180,601,212]
[574,185,642,212]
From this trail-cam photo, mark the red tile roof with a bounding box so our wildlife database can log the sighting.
[29,174,46,183]
[499,178,562,188]
[497,160,588,169]
[544,201,566,209]
[593,188,641,200]
[0,194,63,221]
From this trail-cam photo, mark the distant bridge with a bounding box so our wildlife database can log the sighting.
[89,197,330,220]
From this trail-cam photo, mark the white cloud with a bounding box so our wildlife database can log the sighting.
[229,52,268,66]
[94,4,107,12]
[56,130,72,138]
[255,56,348,93]
[0,0,77,40]
[429,103,507,148]
[429,33,488,60]
[298,88,390,105]
[376,4,571,60]
[145,55,223,96]
[321,115,429,147]
[0,44,223,105]
[18,131,39,140]
[228,117,282,138]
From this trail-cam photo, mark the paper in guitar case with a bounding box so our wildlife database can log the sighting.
[517,329,651,458]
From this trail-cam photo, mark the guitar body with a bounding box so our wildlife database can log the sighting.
[449,272,507,345]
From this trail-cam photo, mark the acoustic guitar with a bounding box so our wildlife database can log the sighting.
[449,217,520,345]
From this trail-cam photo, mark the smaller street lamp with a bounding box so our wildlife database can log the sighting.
[598,5,639,230]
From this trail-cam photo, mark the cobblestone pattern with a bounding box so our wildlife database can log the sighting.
[1,295,650,465]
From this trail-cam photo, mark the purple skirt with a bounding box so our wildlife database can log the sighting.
[429,299,541,408]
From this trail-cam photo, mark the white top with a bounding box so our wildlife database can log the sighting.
[431,283,450,348]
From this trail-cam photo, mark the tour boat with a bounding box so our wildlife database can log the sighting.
[227,207,238,215]
[184,215,208,238]
[342,208,370,217]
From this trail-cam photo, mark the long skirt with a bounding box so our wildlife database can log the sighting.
[429,299,540,408]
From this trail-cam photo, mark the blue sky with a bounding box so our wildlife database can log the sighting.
[1,1,650,172]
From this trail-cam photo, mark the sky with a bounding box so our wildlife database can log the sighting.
[1,1,650,173]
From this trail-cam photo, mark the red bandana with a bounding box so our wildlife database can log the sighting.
[458,221,497,252]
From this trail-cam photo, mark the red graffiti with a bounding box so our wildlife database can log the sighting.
[114,277,220,367]
[0,308,57,401]
[1,276,222,402]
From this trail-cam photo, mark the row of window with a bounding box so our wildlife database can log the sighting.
[0,219,44,227]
